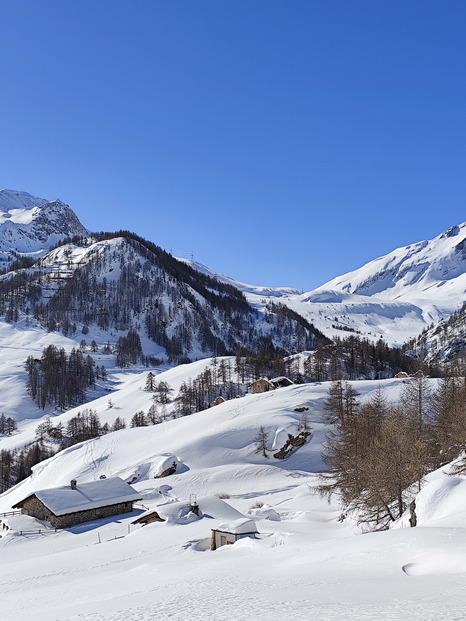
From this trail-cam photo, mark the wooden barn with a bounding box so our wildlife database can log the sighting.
[12,477,142,529]
[211,518,258,550]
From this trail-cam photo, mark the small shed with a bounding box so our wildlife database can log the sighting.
[395,372,409,379]
[211,518,258,550]
[12,477,142,529]
[212,396,225,406]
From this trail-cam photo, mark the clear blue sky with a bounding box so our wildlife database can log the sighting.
[1,1,466,290]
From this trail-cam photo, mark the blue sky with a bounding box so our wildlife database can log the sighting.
[1,1,466,290]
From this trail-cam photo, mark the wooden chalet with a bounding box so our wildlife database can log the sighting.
[12,477,142,529]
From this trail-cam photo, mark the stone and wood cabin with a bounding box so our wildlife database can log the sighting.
[252,376,293,394]
[211,518,258,550]
[12,477,142,529]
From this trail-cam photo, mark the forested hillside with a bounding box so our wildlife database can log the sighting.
[0,232,327,362]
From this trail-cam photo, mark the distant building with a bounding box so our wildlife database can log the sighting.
[395,372,409,379]
[269,376,294,389]
[252,378,275,394]
[12,477,142,529]
[212,396,225,406]
[252,377,293,394]
[211,518,258,550]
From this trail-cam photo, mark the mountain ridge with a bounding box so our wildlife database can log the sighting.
[2,189,466,356]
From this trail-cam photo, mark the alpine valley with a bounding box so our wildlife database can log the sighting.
[1,189,466,621]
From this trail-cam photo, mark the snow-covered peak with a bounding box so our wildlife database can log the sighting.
[0,189,48,212]
[315,222,466,303]
[209,222,466,347]
[0,190,89,264]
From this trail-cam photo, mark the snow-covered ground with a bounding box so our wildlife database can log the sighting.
[0,360,466,620]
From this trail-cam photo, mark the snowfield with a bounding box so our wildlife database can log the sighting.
[0,360,466,620]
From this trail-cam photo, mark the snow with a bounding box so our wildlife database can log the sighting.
[13,477,141,516]
[0,206,41,225]
[0,361,465,619]
[214,518,257,534]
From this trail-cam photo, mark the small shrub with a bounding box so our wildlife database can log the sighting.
[250,500,264,509]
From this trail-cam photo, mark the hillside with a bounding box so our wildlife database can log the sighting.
[0,231,326,364]
[0,365,466,620]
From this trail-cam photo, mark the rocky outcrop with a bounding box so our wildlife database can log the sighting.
[273,431,311,459]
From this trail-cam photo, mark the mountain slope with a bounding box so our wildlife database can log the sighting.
[317,222,466,303]
[185,223,466,347]
[1,368,466,620]
[0,231,326,363]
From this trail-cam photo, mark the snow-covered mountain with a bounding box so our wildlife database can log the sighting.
[0,230,325,364]
[186,223,466,348]
[0,190,88,267]
[1,188,466,360]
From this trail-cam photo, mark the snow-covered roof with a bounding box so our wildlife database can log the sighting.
[214,518,258,535]
[13,477,142,516]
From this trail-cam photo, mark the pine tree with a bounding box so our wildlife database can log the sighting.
[145,371,156,392]
[253,426,269,458]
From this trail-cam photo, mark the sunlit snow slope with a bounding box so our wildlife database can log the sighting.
[1,366,466,620]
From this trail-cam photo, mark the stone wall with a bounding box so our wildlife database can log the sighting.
[22,497,55,523]
[22,498,135,529]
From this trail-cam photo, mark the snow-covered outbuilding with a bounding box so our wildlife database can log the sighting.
[12,477,142,529]
[211,518,258,550]
[269,376,294,389]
